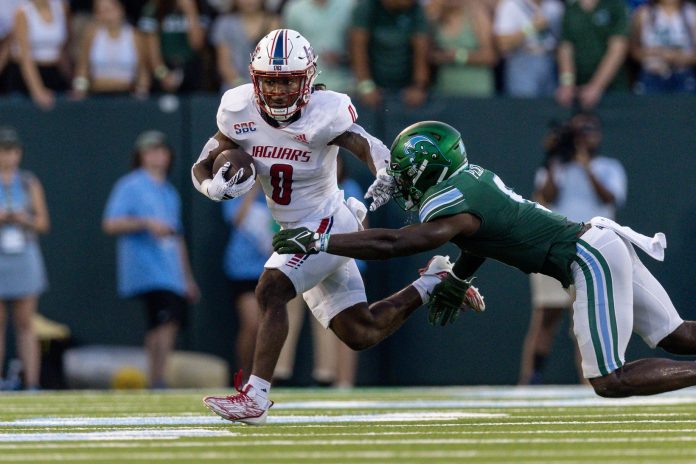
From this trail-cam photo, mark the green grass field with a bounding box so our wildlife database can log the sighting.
[1,386,696,463]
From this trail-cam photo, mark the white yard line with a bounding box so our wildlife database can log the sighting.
[1,446,696,463]
[0,411,502,429]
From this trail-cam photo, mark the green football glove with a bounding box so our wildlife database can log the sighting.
[428,274,481,326]
[272,227,330,255]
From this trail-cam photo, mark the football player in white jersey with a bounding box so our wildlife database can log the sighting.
[191,29,458,424]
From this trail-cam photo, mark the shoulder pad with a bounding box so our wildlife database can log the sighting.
[217,84,255,139]
[299,91,357,146]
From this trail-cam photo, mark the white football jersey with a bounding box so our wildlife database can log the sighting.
[217,84,357,223]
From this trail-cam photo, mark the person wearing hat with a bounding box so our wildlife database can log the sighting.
[0,126,49,390]
[102,130,199,389]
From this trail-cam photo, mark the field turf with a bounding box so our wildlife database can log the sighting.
[1,386,696,463]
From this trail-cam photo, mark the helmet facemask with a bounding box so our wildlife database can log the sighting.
[249,29,318,122]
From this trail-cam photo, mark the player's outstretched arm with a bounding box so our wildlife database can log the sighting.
[191,131,239,200]
[273,213,480,259]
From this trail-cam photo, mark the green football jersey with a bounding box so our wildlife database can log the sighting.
[418,165,582,287]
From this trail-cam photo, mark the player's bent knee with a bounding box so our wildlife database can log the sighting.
[330,304,377,351]
[255,269,296,310]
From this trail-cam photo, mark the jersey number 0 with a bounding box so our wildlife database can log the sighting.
[270,164,293,205]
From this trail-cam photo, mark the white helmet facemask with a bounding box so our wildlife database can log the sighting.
[249,29,318,122]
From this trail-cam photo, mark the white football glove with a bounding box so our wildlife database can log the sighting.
[365,167,395,212]
[205,162,256,201]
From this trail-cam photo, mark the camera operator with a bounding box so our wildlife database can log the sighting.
[519,111,627,385]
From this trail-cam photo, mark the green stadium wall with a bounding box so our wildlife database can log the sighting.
[1,94,695,386]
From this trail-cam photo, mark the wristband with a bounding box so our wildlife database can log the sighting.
[154,65,169,80]
[357,79,377,95]
[454,48,469,65]
[318,233,330,252]
[560,72,576,87]
[72,76,89,92]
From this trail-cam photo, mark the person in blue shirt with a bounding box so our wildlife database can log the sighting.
[103,130,199,389]
[0,126,49,390]
[222,184,274,377]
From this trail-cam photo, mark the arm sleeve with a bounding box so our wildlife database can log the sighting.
[346,122,391,171]
[560,9,572,43]
[137,4,157,33]
[453,252,486,280]
[351,0,371,29]
[608,1,630,37]
[103,181,135,220]
[595,159,628,207]
[412,4,429,35]
[494,2,521,35]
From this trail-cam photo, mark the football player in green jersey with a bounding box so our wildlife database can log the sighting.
[273,120,696,398]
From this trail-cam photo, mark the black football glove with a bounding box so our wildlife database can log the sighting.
[428,274,484,326]
[273,227,326,255]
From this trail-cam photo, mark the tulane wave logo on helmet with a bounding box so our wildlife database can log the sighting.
[403,135,450,167]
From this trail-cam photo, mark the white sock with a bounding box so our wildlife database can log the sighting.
[247,375,271,401]
[412,274,442,304]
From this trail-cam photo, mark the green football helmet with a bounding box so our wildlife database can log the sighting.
[388,121,468,210]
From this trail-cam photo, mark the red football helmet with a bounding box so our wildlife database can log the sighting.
[249,29,318,122]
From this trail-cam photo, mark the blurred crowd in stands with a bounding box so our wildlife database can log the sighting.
[0,0,694,111]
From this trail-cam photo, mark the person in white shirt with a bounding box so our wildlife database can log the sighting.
[71,0,150,99]
[629,0,696,94]
[8,0,70,109]
[494,0,564,97]
[519,111,627,385]
[192,29,457,424]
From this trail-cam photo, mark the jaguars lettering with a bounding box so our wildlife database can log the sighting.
[252,146,311,162]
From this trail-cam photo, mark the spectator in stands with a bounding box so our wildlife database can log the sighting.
[429,0,497,97]
[210,0,280,92]
[103,130,199,389]
[283,0,355,93]
[629,0,696,94]
[221,184,274,376]
[273,157,364,388]
[6,0,71,110]
[0,127,50,391]
[556,0,630,109]
[519,112,627,385]
[0,0,22,94]
[494,0,565,97]
[139,0,205,93]
[349,0,430,107]
[71,0,150,99]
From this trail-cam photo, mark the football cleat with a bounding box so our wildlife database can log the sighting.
[203,371,273,425]
[418,255,454,280]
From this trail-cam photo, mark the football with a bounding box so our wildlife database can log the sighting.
[212,148,256,183]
